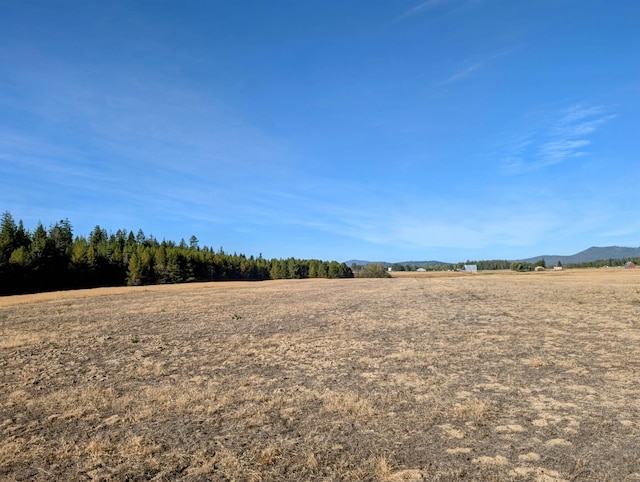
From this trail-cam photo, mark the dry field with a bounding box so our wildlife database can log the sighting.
[1,269,639,481]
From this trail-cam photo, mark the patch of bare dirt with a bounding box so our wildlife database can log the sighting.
[1,270,639,480]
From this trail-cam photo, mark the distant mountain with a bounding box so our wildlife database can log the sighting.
[521,246,640,266]
[345,259,449,267]
[346,246,640,268]
[400,260,450,266]
[345,260,377,266]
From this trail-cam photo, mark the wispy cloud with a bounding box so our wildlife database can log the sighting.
[443,62,483,84]
[396,0,477,21]
[399,0,448,19]
[248,182,561,253]
[503,104,615,172]
[553,105,615,137]
[440,48,513,86]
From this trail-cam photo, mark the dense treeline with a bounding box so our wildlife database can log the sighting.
[386,263,455,272]
[0,212,353,295]
[355,260,513,272]
[460,260,511,270]
[511,258,640,271]
[566,258,639,269]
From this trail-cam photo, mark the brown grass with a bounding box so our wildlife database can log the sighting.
[1,269,640,480]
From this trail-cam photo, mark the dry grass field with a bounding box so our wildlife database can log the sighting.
[1,269,639,481]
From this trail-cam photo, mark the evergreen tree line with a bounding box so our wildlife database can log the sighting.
[461,260,512,270]
[0,212,353,295]
[386,263,456,272]
[352,260,514,272]
[565,258,640,269]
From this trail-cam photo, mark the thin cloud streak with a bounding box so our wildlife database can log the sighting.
[440,48,513,86]
[397,0,449,20]
[0,51,290,183]
[443,62,483,84]
[553,105,616,137]
[503,104,615,172]
[256,172,639,258]
[246,185,561,252]
[396,0,482,22]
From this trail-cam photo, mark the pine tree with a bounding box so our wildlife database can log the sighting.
[127,253,142,286]
[308,260,318,278]
[9,246,28,266]
[0,211,17,264]
[50,219,73,258]
[140,249,154,284]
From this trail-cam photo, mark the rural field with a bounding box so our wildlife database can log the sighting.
[1,269,639,481]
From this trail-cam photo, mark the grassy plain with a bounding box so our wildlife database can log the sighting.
[1,269,639,481]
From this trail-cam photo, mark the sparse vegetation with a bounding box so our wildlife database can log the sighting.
[1,270,639,480]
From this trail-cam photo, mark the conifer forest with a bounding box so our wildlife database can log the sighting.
[0,212,353,295]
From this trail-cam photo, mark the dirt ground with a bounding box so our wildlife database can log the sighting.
[1,269,639,481]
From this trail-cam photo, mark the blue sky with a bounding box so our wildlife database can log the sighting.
[1,0,638,263]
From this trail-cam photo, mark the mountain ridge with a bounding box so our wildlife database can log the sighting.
[346,246,640,267]
[520,246,640,266]
[345,260,449,267]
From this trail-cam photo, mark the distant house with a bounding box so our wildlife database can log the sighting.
[464,265,478,273]
[624,261,636,269]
